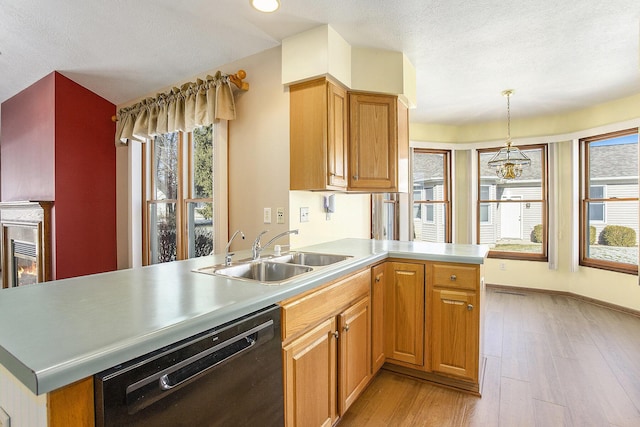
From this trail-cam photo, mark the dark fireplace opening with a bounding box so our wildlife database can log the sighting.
[13,240,38,287]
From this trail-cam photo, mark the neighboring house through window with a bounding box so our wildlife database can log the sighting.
[411,149,451,243]
[580,128,638,275]
[477,144,548,261]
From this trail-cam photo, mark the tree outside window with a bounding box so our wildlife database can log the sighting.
[145,125,214,265]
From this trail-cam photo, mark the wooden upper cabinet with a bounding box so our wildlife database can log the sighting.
[289,78,408,193]
[290,78,349,191]
[348,93,409,192]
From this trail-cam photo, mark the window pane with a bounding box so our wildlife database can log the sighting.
[414,203,447,243]
[479,201,545,255]
[187,201,213,258]
[153,133,179,200]
[588,135,638,189]
[191,125,213,199]
[585,200,638,266]
[413,152,444,201]
[148,202,177,264]
[479,148,543,199]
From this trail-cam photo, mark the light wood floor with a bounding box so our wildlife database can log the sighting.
[340,287,640,427]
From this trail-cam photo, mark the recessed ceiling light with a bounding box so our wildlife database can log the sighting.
[250,0,280,13]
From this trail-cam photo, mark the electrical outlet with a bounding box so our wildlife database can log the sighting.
[276,207,285,224]
[300,207,309,223]
[499,262,506,271]
[263,207,272,224]
[0,406,11,427]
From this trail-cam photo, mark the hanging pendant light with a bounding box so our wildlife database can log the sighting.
[487,90,531,180]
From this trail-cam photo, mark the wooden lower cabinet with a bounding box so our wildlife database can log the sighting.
[431,288,478,381]
[370,263,385,373]
[281,269,371,426]
[338,297,371,414]
[384,262,425,367]
[283,317,338,427]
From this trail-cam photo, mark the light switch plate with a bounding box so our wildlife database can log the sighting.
[276,207,285,224]
[300,207,309,223]
[263,207,272,224]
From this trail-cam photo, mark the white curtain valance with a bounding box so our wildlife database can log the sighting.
[114,72,236,146]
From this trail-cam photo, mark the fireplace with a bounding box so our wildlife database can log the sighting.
[1,201,52,288]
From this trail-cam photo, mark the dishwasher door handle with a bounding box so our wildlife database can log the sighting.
[158,337,256,391]
[157,320,271,391]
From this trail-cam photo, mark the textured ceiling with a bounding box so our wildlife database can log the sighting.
[1,0,639,125]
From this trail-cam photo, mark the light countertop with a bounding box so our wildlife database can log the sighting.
[0,238,488,395]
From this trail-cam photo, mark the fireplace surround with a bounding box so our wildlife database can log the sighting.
[0,201,52,288]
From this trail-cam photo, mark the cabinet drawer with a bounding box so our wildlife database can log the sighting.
[432,263,478,291]
[280,269,370,342]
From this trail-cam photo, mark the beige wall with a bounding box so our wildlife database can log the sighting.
[410,96,640,311]
[289,191,371,248]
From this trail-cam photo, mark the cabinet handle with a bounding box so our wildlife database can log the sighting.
[450,274,457,281]
[343,324,350,332]
[333,331,339,339]
[467,304,474,311]
[375,273,382,283]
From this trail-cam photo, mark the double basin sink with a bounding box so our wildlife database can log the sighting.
[195,252,352,284]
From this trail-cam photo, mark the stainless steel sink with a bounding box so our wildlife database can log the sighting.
[270,252,352,267]
[198,261,313,284]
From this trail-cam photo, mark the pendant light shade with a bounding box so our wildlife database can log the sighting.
[487,90,531,180]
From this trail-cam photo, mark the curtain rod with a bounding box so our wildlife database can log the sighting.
[111,69,249,122]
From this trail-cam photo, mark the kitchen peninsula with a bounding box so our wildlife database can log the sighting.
[0,238,488,426]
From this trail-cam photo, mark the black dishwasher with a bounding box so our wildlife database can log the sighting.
[95,305,283,426]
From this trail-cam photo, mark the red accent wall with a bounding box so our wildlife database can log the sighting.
[0,72,117,279]
[1,73,56,201]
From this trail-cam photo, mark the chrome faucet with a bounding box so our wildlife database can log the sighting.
[224,230,245,266]
[252,229,299,260]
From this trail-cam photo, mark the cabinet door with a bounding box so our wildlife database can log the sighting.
[384,262,425,366]
[338,297,371,415]
[327,82,348,188]
[431,288,478,381]
[371,263,385,373]
[290,78,347,191]
[283,317,338,427]
[349,93,397,190]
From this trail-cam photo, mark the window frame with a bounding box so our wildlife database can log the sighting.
[579,128,638,275]
[142,128,214,265]
[411,148,452,243]
[476,143,549,261]
[479,185,492,225]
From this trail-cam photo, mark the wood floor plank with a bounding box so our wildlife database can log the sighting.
[499,377,535,427]
[525,331,566,406]
[532,399,571,427]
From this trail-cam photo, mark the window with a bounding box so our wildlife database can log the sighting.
[477,144,548,261]
[144,125,214,265]
[479,186,491,224]
[411,149,451,243]
[580,129,638,275]
[588,185,605,222]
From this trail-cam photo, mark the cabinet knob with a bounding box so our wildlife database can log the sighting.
[352,175,358,180]
[467,304,474,311]
[343,324,350,332]
[333,331,339,339]
[450,274,457,281]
